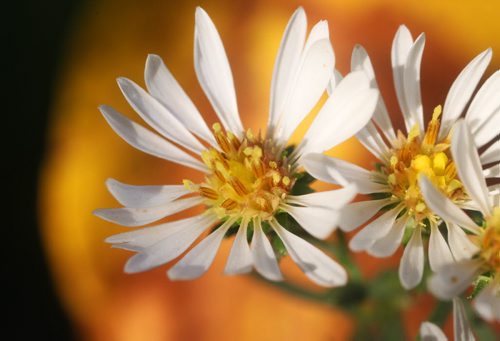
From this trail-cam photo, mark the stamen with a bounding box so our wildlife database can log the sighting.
[200,187,218,200]
[423,105,442,146]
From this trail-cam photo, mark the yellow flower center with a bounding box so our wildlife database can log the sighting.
[184,123,293,220]
[383,105,466,223]
[479,207,500,273]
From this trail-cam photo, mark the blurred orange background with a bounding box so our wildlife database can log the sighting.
[39,0,500,340]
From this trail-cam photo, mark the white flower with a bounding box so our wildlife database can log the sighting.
[94,7,379,286]
[302,25,499,289]
[420,297,475,341]
[420,120,500,322]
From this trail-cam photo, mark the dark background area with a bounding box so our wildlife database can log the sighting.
[6,1,81,339]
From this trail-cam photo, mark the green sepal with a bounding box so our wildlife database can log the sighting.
[469,275,491,300]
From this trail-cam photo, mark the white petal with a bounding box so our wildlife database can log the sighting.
[338,199,392,232]
[99,105,206,171]
[278,34,334,142]
[484,163,500,178]
[194,7,243,135]
[106,178,189,208]
[447,223,479,262]
[419,176,480,234]
[351,44,395,141]
[420,322,447,341]
[284,204,340,240]
[349,206,402,252]
[251,218,283,281]
[300,153,388,194]
[301,71,378,154]
[355,120,390,160]
[287,183,357,210]
[105,213,216,249]
[117,77,205,154]
[428,222,454,272]
[167,218,235,280]
[115,214,217,272]
[402,33,425,134]
[270,220,347,287]
[267,7,307,137]
[391,25,414,133]
[224,218,253,275]
[473,281,500,322]
[327,69,343,96]
[466,69,500,147]
[441,49,493,141]
[480,138,500,165]
[144,54,216,146]
[399,228,424,289]
[93,196,203,227]
[452,120,492,216]
[453,297,475,341]
[428,259,483,300]
[367,216,407,257]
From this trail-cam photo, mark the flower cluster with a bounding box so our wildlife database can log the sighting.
[95,6,499,334]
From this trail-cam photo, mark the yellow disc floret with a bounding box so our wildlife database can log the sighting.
[381,105,467,223]
[185,123,293,221]
[480,207,500,273]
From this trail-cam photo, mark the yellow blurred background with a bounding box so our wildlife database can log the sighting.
[39,0,499,339]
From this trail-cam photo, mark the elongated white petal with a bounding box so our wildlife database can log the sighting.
[428,222,454,272]
[301,153,388,194]
[106,178,189,208]
[99,105,206,171]
[351,44,395,141]
[480,139,500,165]
[349,206,401,251]
[267,7,306,136]
[251,218,283,281]
[116,214,217,272]
[399,228,424,289]
[117,77,205,154]
[284,204,340,240]
[224,218,253,275]
[144,54,216,145]
[466,69,500,147]
[484,163,500,178]
[402,33,425,133]
[167,218,235,280]
[194,7,243,135]
[327,69,343,95]
[355,120,390,160]
[391,25,414,133]
[419,176,480,234]
[105,213,217,249]
[93,196,203,227]
[452,120,492,216]
[441,49,493,141]
[278,36,334,142]
[287,183,357,210]
[473,281,500,322]
[420,322,447,341]
[428,259,483,299]
[453,298,475,341]
[368,216,407,257]
[301,72,378,154]
[338,199,392,232]
[447,223,479,262]
[270,220,347,287]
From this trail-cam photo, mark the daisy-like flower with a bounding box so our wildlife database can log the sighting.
[94,7,378,286]
[420,297,475,341]
[420,120,499,322]
[302,25,499,289]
